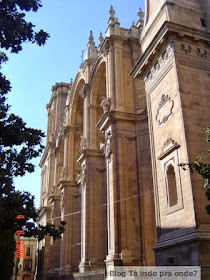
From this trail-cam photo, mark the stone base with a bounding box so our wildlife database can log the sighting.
[155,242,199,266]
[47,270,59,280]
[78,261,90,273]
[105,251,141,267]
[79,260,105,273]
[154,229,210,268]
[74,269,105,280]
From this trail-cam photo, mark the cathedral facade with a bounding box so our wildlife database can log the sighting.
[37,1,210,279]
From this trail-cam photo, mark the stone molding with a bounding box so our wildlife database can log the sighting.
[104,130,112,161]
[131,21,210,80]
[175,41,210,70]
[80,136,88,150]
[154,227,210,251]
[57,179,77,190]
[97,109,148,132]
[144,42,174,86]
[155,94,174,125]
[158,138,180,160]
[100,96,111,113]
[140,39,209,94]
[179,43,208,58]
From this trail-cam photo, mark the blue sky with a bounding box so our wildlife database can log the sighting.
[2,0,145,208]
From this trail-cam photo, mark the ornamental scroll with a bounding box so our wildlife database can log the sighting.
[156,94,174,125]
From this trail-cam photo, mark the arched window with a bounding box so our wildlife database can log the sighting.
[167,164,178,207]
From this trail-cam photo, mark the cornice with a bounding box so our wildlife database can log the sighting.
[57,180,78,190]
[75,148,103,163]
[131,21,210,79]
[154,227,210,251]
[97,109,147,132]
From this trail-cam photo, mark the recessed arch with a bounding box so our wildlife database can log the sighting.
[67,75,85,178]
[165,162,178,207]
[89,60,107,149]
[68,75,85,127]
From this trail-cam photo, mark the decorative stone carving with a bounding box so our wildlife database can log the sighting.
[104,131,112,161]
[163,137,174,147]
[50,185,56,197]
[101,97,110,113]
[177,42,208,60]
[181,44,191,54]
[162,50,169,61]
[80,136,87,150]
[156,94,174,125]
[51,201,54,220]
[60,166,67,181]
[154,61,160,71]
[60,190,64,210]
[158,138,180,160]
[197,48,207,58]
[144,42,174,85]
[79,84,90,99]
[101,41,109,56]
[80,161,86,189]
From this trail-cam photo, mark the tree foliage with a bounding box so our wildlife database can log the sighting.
[0,1,65,279]
[0,0,49,53]
[180,126,210,214]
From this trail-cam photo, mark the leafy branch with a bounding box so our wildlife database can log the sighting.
[180,126,210,214]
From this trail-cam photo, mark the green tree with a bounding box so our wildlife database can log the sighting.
[180,126,210,214]
[0,1,65,279]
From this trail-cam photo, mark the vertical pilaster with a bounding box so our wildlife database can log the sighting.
[79,84,90,148]
[58,181,81,277]
[114,40,124,111]
[76,149,107,273]
[49,197,61,278]
[99,115,142,275]
[107,43,116,110]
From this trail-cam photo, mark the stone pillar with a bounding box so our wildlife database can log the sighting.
[67,126,77,180]
[37,207,51,280]
[106,42,116,110]
[76,149,107,273]
[58,181,81,278]
[43,236,51,280]
[89,104,99,149]
[49,197,61,278]
[84,90,90,143]
[113,40,124,111]
[98,113,142,274]
[79,84,90,148]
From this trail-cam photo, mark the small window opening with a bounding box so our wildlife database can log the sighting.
[26,246,31,257]
[167,165,178,207]
[201,18,207,28]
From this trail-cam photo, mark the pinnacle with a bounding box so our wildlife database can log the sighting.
[109,5,115,17]
[89,30,94,43]
[137,7,144,21]
[98,32,104,46]
[108,5,117,26]
[87,30,96,48]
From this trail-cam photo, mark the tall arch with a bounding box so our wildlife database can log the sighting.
[58,77,85,272]
[90,60,107,149]
[68,78,85,178]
